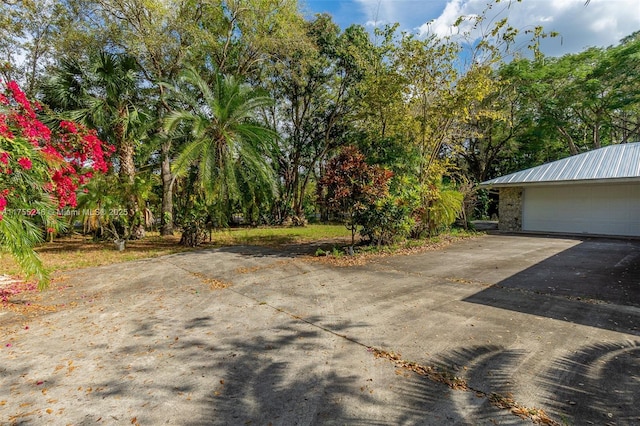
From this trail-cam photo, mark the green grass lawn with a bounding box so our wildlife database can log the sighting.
[209,224,350,246]
[0,224,480,282]
[0,224,352,279]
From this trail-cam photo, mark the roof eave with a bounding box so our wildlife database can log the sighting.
[478,177,640,188]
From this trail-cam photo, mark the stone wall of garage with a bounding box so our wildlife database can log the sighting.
[498,187,523,232]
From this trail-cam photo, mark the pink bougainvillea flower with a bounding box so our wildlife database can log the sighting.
[41,145,63,161]
[0,115,13,139]
[7,81,34,115]
[17,157,32,170]
[60,120,78,134]
[0,80,112,216]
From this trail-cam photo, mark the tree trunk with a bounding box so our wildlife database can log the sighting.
[119,138,145,239]
[557,126,579,155]
[160,140,174,236]
[593,111,602,149]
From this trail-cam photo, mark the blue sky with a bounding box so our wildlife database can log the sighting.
[301,0,442,29]
[302,0,640,56]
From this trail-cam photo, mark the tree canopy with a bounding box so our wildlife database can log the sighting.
[1,0,639,275]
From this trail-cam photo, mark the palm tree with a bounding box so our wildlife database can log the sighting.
[164,68,277,243]
[43,52,149,239]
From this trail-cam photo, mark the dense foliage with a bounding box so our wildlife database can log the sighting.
[0,0,638,276]
[0,81,112,286]
[319,146,393,247]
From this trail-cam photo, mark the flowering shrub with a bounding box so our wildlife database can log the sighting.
[0,81,113,287]
[0,81,113,215]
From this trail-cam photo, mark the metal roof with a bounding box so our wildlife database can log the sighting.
[480,142,640,187]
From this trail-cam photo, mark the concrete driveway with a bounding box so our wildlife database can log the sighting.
[1,234,638,425]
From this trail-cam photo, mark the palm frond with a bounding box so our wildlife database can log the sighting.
[0,215,48,288]
[165,68,278,208]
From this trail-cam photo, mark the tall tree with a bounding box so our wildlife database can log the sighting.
[57,0,202,235]
[348,24,416,178]
[486,32,640,173]
[266,14,369,222]
[164,68,277,241]
[54,0,306,235]
[44,52,149,238]
[455,29,640,190]
[0,0,68,95]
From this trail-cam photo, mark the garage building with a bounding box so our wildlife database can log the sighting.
[480,142,640,237]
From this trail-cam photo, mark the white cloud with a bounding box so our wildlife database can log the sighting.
[421,0,466,37]
[365,20,385,27]
[344,0,639,56]
[420,0,640,56]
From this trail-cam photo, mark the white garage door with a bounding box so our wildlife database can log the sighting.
[523,183,640,236]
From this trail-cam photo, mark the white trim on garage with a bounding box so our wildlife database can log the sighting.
[523,183,640,237]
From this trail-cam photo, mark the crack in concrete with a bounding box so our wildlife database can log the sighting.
[170,256,563,426]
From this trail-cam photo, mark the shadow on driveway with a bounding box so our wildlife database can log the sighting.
[463,238,640,335]
[429,341,640,424]
[458,237,640,423]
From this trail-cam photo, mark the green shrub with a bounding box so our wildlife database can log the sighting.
[359,194,415,247]
[411,183,464,238]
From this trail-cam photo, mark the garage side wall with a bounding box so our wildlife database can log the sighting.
[498,187,523,232]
